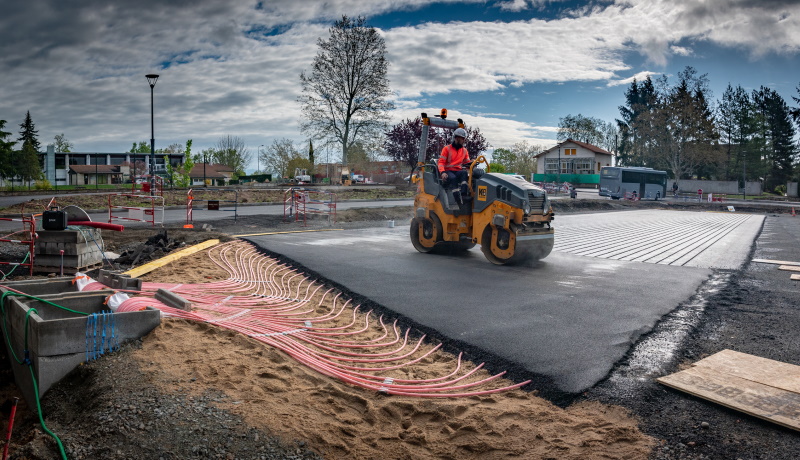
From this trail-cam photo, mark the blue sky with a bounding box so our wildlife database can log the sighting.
[1,0,799,171]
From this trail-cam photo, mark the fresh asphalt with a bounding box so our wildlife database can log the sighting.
[241,210,763,395]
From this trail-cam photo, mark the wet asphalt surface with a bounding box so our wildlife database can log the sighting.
[588,214,800,459]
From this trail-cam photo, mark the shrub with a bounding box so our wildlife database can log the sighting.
[34,179,52,190]
[775,184,787,196]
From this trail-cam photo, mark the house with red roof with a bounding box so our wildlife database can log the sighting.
[533,139,614,186]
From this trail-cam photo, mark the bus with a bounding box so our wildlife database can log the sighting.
[599,166,667,200]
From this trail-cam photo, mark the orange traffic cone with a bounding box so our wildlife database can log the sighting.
[792,207,796,217]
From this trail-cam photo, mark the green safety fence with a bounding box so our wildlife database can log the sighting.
[532,174,600,184]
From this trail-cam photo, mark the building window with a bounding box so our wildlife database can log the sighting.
[576,158,593,174]
[564,148,577,155]
[561,159,574,174]
[545,158,559,174]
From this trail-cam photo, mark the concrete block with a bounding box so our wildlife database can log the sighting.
[0,277,81,296]
[155,289,192,311]
[0,290,161,407]
[37,228,102,244]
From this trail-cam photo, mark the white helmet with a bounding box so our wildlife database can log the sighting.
[453,128,467,139]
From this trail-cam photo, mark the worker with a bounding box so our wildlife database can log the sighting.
[438,128,471,204]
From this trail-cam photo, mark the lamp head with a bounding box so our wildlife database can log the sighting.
[146,74,160,88]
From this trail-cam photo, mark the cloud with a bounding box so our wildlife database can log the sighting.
[1,0,799,157]
[607,70,661,87]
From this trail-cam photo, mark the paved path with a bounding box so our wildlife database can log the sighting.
[241,210,763,394]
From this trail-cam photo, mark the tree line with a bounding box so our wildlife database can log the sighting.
[615,67,799,193]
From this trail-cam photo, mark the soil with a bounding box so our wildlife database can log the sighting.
[0,197,798,459]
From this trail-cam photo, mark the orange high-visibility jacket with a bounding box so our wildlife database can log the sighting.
[438,144,470,173]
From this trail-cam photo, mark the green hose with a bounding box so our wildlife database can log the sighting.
[0,290,91,460]
[0,252,30,281]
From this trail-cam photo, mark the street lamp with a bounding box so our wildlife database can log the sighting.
[146,74,159,196]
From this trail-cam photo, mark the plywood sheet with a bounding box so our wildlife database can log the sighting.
[752,259,800,266]
[658,350,800,432]
[690,350,800,393]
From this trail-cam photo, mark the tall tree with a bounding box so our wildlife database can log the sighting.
[0,120,17,185]
[299,16,394,165]
[557,114,604,145]
[53,133,73,153]
[508,141,542,178]
[308,140,314,165]
[491,148,516,172]
[616,76,658,166]
[261,138,301,178]
[753,87,797,191]
[17,141,42,189]
[718,84,759,184]
[213,135,252,176]
[18,111,40,152]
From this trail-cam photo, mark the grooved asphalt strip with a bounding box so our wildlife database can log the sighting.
[553,211,756,266]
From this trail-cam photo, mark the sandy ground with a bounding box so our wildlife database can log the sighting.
[129,244,655,459]
[2,198,799,458]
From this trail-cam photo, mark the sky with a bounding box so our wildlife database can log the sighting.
[1,0,800,171]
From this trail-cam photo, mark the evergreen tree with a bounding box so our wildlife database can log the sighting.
[0,120,17,185]
[18,111,40,152]
[753,87,796,191]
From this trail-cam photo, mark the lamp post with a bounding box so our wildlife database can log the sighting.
[258,144,264,175]
[145,74,159,196]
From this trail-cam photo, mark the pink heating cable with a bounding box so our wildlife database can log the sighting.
[108,240,530,397]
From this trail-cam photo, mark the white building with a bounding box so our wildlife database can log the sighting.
[535,139,613,176]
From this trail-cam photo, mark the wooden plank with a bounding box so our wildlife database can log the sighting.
[752,259,800,266]
[792,274,800,281]
[778,265,800,272]
[123,239,220,278]
[658,366,800,432]
[690,350,800,394]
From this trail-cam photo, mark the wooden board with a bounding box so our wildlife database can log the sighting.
[792,274,800,281]
[123,239,219,278]
[657,350,800,432]
[778,265,800,272]
[752,259,800,266]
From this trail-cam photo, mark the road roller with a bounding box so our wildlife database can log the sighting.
[408,111,555,265]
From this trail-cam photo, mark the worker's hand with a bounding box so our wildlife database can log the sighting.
[440,172,447,181]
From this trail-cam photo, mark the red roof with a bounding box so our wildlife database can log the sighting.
[188,163,234,179]
[535,139,612,158]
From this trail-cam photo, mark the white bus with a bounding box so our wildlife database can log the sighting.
[599,166,667,200]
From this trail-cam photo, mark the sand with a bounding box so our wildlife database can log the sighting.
[132,241,655,459]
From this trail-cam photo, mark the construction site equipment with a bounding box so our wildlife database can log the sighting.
[409,111,555,265]
[294,168,311,183]
[283,188,337,226]
[108,193,165,227]
[185,188,239,227]
[0,216,36,277]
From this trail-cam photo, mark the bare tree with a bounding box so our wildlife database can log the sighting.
[53,133,74,152]
[509,141,543,178]
[213,135,252,176]
[299,16,394,166]
[261,138,301,179]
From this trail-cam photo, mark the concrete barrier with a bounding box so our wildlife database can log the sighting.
[0,281,160,407]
